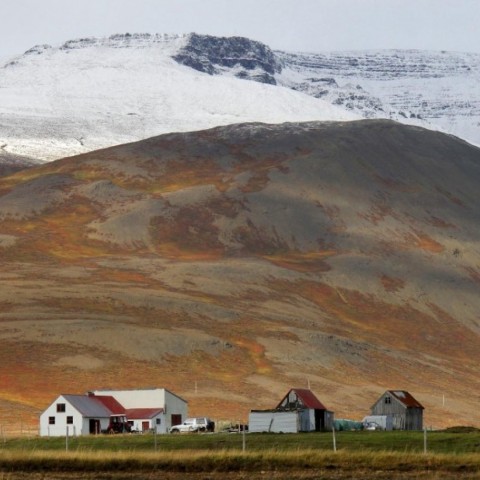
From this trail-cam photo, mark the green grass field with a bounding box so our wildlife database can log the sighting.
[0,430,480,479]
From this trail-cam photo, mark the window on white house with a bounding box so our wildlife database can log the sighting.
[156,418,161,425]
[56,403,66,413]
[49,416,55,425]
[66,416,73,424]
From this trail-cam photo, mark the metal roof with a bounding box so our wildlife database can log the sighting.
[388,390,424,409]
[62,395,112,417]
[126,408,164,419]
[92,395,126,415]
[277,388,328,410]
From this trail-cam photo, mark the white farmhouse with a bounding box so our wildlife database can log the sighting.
[91,388,188,432]
[40,388,187,436]
[39,394,126,437]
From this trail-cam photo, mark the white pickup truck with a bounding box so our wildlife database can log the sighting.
[169,417,215,433]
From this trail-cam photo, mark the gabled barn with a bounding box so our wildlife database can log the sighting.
[370,390,424,430]
[249,388,334,433]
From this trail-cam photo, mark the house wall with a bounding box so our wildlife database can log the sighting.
[39,395,109,437]
[92,389,166,409]
[163,390,188,430]
[129,413,165,434]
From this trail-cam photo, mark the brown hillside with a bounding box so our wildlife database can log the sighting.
[0,119,479,428]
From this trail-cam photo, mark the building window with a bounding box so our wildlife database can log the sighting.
[66,416,73,424]
[156,418,161,425]
[385,396,391,404]
[56,403,66,413]
[49,416,55,425]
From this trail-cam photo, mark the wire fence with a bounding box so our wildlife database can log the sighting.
[0,424,39,440]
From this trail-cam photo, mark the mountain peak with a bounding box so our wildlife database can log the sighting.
[173,33,281,84]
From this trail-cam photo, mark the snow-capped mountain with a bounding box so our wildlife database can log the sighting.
[1,32,479,162]
[174,34,480,146]
[0,34,356,161]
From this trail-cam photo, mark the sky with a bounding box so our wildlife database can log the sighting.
[2,0,480,59]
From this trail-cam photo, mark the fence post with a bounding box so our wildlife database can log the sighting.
[423,428,427,454]
[66,426,69,451]
[332,426,337,452]
[242,425,246,452]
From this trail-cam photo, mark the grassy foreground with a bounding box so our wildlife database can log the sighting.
[0,431,479,479]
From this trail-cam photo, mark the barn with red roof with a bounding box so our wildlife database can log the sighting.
[249,388,334,433]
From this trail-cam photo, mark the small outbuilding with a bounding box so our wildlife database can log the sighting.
[126,408,165,433]
[249,388,334,433]
[370,390,424,430]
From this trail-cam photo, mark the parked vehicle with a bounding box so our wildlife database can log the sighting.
[169,417,215,433]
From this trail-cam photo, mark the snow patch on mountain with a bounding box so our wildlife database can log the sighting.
[0,33,356,161]
[274,49,480,146]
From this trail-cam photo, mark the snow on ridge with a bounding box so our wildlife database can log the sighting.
[0,34,358,161]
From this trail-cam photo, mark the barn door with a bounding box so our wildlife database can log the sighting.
[171,414,182,426]
[142,421,150,432]
[89,419,100,434]
[314,410,323,431]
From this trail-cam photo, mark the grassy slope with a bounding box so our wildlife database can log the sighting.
[0,121,480,429]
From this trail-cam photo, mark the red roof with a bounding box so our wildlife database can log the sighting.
[277,388,328,410]
[388,390,424,409]
[92,395,126,415]
[126,408,164,419]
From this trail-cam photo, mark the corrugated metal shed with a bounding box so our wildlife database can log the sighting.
[249,411,299,433]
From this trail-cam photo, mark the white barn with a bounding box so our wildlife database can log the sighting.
[92,388,188,432]
[39,394,126,437]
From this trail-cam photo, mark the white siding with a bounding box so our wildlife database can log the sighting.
[249,411,299,433]
[40,395,82,437]
[39,395,111,437]
[164,390,188,430]
[92,388,166,408]
[129,413,165,433]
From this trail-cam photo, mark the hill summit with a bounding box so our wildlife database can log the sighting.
[0,119,479,428]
